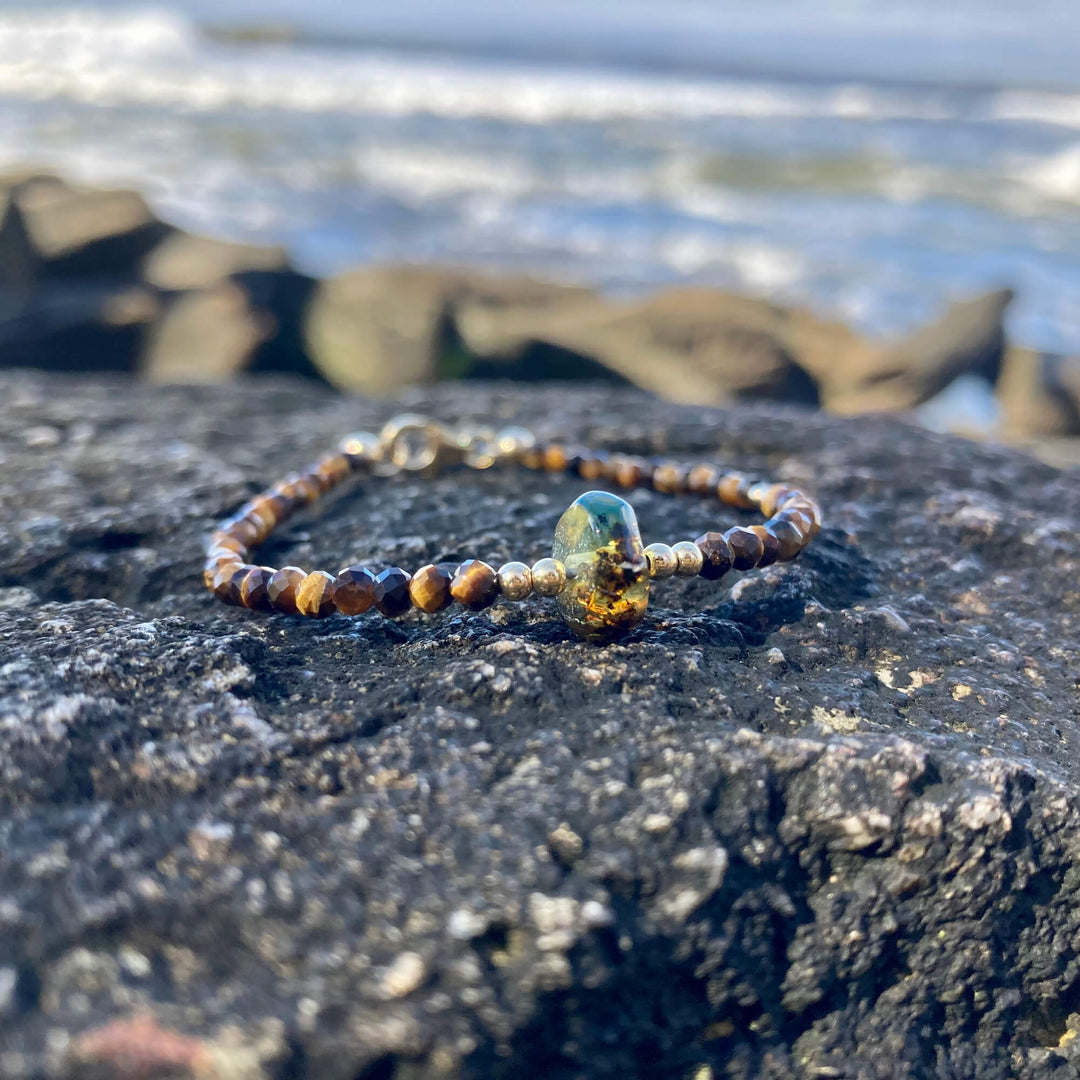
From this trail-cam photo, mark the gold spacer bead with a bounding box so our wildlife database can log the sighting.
[643,542,678,580]
[531,557,567,597]
[339,431,382,463]
[672,540,704,578]
[497,561,533,601]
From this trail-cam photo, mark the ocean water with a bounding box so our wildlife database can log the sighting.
[0,1,1078,353]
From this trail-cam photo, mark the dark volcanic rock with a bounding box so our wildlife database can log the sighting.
[3,372,1080,1079]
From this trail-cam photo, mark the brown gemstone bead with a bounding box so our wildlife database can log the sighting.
[207,561,243,601]
[285,475,321,505]
[267,566,306,614]
[211,532,248,556]
[224,518,260,547]
[768,519,805,562]
[749,525,780,567]
[450,559,499,611]
[521,442,547,470]
[316,453,351,489]
[758,484,797,518]
[212,564,250,605]
[333,565,377,616]
[695,531,733,580]
[373,567,413,618]
[687,464,720,496]
[239,566,275,613]
[296,570,336,617]
[576,451,609,481]
[723,527,764,571]
[611,456,647,489]
[409,563,455,613]
[652,463,686,495]
[542,444,568,472]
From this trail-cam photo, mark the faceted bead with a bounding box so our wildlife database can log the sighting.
[333,566,377,615]
[267,566,306,614]
[687,465,720,496]
[610,456,647,489]
[553,490,649,644]
[450,560,500,611]
[695,532,732,580]
[211,563,247,604]
[749,526,780,568]
[373,567,413,618]
[768,519,804,562]
[410,564,455,613]
[296,570,336,617]
[723,527,764,571]
[240,566,275,612]
[652,463,686,495]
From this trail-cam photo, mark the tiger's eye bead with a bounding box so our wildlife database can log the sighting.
[575,451,609,481]
[373,567,413,618]
[749,526,780,568]
[240,566,276,612]
[687,465,720,496]
[672,540,704,577]
[296,570,337,617]
[722,527,762,571]
[643,542,678,580]
[768,519,805,562]
[410,564,455,613]
[531,558,567,597]
[333,565,377,615]
[267,566,306,614]
[451,560,500,611]
[652,463,686,495]
[497,561,533,601]
[210,562,246,604]
[542,444,568,472]
[695,532,733,580]
[316,453,352,489]
[611,456,647,489]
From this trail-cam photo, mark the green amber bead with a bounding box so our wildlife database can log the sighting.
[553,490,649,643]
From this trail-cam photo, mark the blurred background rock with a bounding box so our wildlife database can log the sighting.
[0,0,1078,461]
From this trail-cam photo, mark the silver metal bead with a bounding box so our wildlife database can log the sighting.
[495,425,537,460]
[672,540,704,578]
[339,431,382,463]
[497,561,533,601]
[643,542,678,580]
[531,557,567,597]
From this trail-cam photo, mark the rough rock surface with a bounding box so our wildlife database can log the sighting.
[3,372,1080,1079]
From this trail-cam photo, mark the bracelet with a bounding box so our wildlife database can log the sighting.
[203,414,821,644]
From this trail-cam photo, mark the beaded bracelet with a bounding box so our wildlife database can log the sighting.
[203,414,821,644]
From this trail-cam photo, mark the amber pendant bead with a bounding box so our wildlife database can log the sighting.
[553,490,649,643]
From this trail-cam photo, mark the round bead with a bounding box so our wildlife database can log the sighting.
[686,465,720,496]
[672,541,704,578]
[643,542,678,580]
[542,444,568,472]
[296,570,337,618]
[210,563,246,604]
[652,463,686,495]
[531,558,567,597]
[450,560,500,611]
[339,431,382,467]
[333,565,377,615]
[495,426,536,459]
[695,531,733,581]
[497,561,533,601]
[724,527,764,571]
[267,566,306,614]
[410,564,455,613]
[373,567,413,618]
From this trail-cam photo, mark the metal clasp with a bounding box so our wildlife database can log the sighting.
[376,414,535,476]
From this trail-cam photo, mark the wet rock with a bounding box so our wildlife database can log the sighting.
[2,370,1080,1079]
[824,287,1014,413]
[141,232,291,292]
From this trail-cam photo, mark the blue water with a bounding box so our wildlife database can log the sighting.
[0,1,1078,353]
